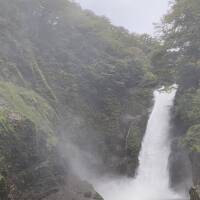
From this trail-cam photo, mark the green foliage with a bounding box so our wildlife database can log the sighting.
[183,124,200,153]
[151,46,177,85]
[0,0,157,176]
[0,112,59,197]
[31,62,57,102]
[93,192,104,200]
[163,0,200,59]
[157,0,200,185]
[0,175,8,200]
[127,126,141,157]
[0,110,14,134]
[0,82,56,136]
[157,0,200,88]
[0,60,26,86]
[175,89,200,127]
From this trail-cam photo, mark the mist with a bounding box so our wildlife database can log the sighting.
[0,0,198,199]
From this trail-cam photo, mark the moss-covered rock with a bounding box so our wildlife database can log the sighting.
[0,109,68,200]
[0,82,58,144]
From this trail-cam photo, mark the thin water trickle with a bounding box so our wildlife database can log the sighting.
[95,86,185,200]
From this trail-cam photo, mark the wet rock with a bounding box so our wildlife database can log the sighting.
[42,173,104,200]
[190,185,200,200]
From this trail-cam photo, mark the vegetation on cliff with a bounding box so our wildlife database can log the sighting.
[153,0,200,190]
[0,0,159,198]
[0,0,158,177]
[1,0,200,198]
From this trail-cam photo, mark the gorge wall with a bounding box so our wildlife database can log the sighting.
[151,0,200,198]
[0,0,158,199]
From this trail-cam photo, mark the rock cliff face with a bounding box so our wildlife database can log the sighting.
[190,186,200,200]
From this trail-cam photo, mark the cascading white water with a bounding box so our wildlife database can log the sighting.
[129,86,178,200]
[96,86,182,200]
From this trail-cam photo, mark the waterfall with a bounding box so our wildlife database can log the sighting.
[96,86,183,200]
[129,86,178,200]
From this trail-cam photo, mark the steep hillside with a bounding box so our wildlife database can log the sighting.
[0,82,103,200]
[0,0,158,174]
[0,0,157,198]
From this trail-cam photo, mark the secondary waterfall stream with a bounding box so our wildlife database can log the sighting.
[96,86,182,200]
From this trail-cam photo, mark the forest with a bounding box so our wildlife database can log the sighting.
[0,0,199,199]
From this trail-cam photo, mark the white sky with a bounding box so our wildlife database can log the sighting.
[74,0,170,35]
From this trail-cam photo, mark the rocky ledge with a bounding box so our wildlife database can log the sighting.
[190,185,200,200]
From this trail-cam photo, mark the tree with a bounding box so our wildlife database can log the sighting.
[156,0,200,88]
